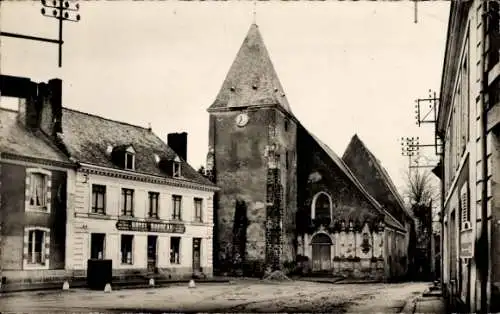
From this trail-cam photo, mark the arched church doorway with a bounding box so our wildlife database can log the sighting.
[311,233,332,272]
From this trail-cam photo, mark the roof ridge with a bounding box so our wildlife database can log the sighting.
[303,126,387,218]
[350,135,413,219]
[63,107,149,131]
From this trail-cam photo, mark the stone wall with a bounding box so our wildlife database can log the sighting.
[300,223,386,280]
[209,107,298,275]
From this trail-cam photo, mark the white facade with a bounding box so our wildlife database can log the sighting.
[439,1,500,312]
[65,165,215,278]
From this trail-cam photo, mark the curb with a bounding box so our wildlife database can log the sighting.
[400,296,418,314]
[0,278,231,294]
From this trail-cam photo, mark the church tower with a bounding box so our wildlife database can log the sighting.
[206,24,298,275]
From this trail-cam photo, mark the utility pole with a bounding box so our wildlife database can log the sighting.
[415,90,442,156]
[401,136,419,174]
[0,0,81,67]
[410,88,442,285]
[414,0,419,23]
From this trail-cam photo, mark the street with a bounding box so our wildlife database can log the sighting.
[0,280,430,313]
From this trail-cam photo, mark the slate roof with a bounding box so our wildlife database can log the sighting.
[209,22,405,231]
[60,108,215,187]
[342,134,415,221]
[0,108,69,163]
[305,129,406,231]
[208,24,293,115]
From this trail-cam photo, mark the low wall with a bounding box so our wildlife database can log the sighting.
[332,258,385,280]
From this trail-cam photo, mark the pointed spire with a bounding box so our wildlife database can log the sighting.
[208,24,293,114]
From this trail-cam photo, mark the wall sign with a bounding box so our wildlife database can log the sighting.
[116,220,186,234]
[460,229,473,258]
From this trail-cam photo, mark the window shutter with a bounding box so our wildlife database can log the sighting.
[461,184,470,228]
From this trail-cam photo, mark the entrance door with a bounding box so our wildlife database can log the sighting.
[147,236,158,273]
[311,234,332,272]
[192,238,201,272]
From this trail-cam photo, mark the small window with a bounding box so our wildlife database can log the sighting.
[148,192,160,219]
[121,235,133,264]
[194,198,203,222]
[170,237,181,264]
[125,152,135,170]
[91,185,106,214]
[285,151,289,169]
[284,119,289,131]
[90,233,105,259]
[27,229,46,265]
[172,195,182,220]
[27,170,51,211]
[121,188,134,217]
[173,162,181,178]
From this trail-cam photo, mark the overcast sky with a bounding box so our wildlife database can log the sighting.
[0,1,449,196]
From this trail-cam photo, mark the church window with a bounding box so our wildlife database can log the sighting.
[312,192,332,222]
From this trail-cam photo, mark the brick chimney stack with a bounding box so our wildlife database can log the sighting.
[168,132,188,161]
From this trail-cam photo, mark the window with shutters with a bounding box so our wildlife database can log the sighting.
[148,192,160,219]
[460,182,471,230]
[23,227,50,270]
[121,188,134,217]
[91,184,106,214]
[25,168,52,213]
[172,195,182,220]
[462,48,470,144]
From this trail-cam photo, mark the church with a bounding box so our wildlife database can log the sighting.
[205,24,413,281]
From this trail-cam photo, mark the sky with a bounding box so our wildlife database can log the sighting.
[0,0,449,198]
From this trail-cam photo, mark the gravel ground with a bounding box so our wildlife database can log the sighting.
[0,280,430,313]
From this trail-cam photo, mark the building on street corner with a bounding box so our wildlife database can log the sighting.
[437,0,500,312]
[60,111,218,280]
[0,74,219,286]
[0,75,74,284]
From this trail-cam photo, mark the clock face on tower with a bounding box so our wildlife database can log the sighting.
[235,113,249,127]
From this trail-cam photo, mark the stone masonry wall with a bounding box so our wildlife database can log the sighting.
[210,109,273,274]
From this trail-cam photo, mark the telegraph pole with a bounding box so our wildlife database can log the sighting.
[0,0,81,67]
[415,90,442,156]
[414,0,418,23]
[401,136,419,174]
[413,88,442,286]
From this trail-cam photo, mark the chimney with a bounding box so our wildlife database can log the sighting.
[39,79,63,137]
[168,132,188,161]
[0,75,39,130]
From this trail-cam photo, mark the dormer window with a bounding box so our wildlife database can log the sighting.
[125,152,135,170]
[173,156,181,178]
[110,144,136,170]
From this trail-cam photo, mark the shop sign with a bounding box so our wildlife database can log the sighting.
[116,220,186,234]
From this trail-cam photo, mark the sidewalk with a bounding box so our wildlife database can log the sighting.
[401,284,446,314]
[0,276,231,293]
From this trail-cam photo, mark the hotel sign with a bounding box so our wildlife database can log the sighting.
[116,220,186,234]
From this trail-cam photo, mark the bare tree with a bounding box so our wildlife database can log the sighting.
[403,169,440,208]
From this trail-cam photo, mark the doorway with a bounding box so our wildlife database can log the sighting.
[147,235,158,273]
[192,238,201,273]
[311,233,332,272]
[90,233,105,260]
